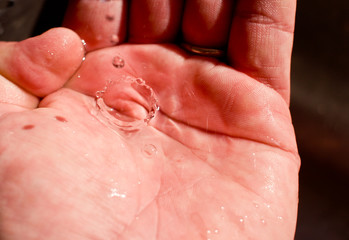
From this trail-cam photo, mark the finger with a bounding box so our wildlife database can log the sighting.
[128,0,184,43]
[181,0,234,48]
[63,0,127,51]
[228,0,297,103]
[0,28,84,98]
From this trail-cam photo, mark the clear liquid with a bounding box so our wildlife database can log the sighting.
[93,76,159,133]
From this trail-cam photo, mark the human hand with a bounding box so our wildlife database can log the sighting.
[0,0,299,239]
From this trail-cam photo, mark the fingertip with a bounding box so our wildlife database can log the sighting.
[0,27,85,97]
[63,0,127,51]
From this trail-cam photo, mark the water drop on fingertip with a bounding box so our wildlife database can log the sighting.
[110,34,119,44]
[81,39,87,61]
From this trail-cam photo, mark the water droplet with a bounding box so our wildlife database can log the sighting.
[214,229,219,234]
[207,230,211,234]
[260,219,266,224]
[142,144,157,157]
[112,55,125,68]
[110,34,119,44]
[109,188,126,199]
[95,90,105,99]
[81,39,87,48]
[277,216,283,221]
[239,218,244,223]
[93,77,159,132]
[254,203,259,208]
[81,39,87,61]
[135,78,144,85]
[220,206,225,210]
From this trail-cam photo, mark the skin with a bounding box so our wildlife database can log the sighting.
[0,0,299,239]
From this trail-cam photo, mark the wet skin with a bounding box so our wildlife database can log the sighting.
[0,0,299,239]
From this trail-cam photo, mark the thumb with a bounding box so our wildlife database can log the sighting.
[0,27,85,97]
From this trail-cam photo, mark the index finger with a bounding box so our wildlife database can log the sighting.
[63,0,127,52]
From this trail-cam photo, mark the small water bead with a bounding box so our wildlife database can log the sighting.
[112,55,125,68]
[142,144,157,157]
[95,90,105,99]
[260,219,266,224]
[109,188,126,199]
[110,34,119,44]
[81,39,87,61]
[239,218,244,223]
[81,39,87,50]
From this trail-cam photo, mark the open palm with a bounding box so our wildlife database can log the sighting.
[0,0,299,239]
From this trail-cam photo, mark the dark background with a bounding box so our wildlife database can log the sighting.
[1,0,348,239]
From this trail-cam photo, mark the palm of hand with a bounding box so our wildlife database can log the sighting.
[0,37,299,239]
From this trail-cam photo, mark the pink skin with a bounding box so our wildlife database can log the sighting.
[0,0,299,239]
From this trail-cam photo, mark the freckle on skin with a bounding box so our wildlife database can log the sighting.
[22,125,35,130]
[55,116,68,123]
